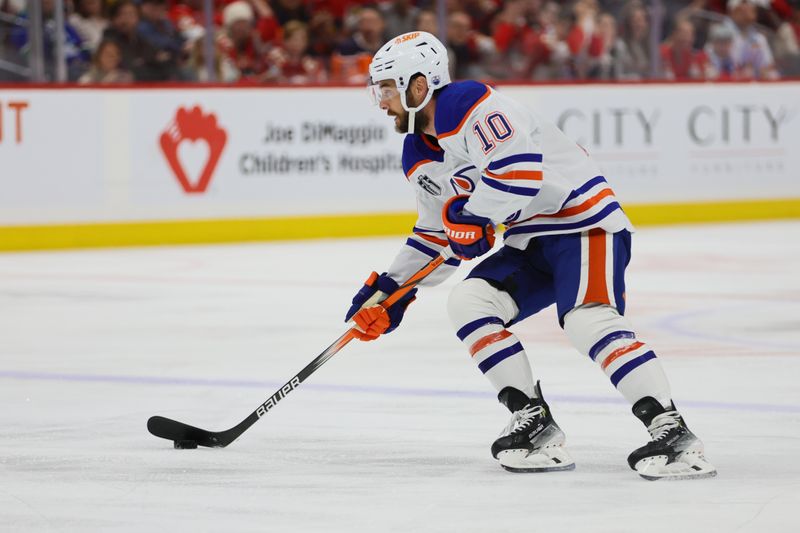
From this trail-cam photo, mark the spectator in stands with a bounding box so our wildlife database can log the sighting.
[414,9,439,36]
[774,5,800,74]
[137,0,185,80]
[69,0,109,53]
[167,0,205,46]
[660,17,709,79]
[78,38,134,84]
[266,20,326,83]
[724,0,779,78]
[458,0,501,35]
[492,0,535,78]
[536,2,574,79]
[616,0,652,79]
[102,0,151,80]
[380,0,420,37]
[183,31,239,82]
[10,0,91,80]
[675,0,714,50]
[705,23,739,78]
[332,5,386,82]
[1,0,24,15]
[217,0,269,81]
[271,0,310,25]
[565,0,605,79]
[337,5,386,55]
[591,12,626,79]
[307,9,340,59]
[447,10,496,79]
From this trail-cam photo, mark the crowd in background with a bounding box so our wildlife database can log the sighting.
[1,0,799,84]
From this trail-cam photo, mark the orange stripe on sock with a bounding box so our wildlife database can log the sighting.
[583,228,610,305]
[601,341,644,370]
[469,330,512,357]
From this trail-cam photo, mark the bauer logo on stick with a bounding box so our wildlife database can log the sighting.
[256,376,301,417]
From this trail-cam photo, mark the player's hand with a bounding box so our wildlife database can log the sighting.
[442,195,496,260]
[345,272,417,341]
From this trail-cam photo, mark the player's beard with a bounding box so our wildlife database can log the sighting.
[392,93,430,134]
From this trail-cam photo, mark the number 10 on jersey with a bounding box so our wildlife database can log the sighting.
[472,112,515,154]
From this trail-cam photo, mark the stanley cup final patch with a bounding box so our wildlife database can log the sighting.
[417,174,442,196]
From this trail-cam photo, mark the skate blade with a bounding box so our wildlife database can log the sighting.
[497,447,576,474]
[635,453,717,481]
[639,470,717,481]
[502,463,576,473]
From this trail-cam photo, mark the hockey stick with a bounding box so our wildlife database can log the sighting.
[147,248,453,448]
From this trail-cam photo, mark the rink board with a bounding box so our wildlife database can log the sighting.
[1,82,799,250]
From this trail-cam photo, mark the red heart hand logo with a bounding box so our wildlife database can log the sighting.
[160,106,227,193]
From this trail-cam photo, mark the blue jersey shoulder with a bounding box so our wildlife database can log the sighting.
[402,134,444,177]
[434,80,491,139]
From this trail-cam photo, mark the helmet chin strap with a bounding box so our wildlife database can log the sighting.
[400,85,434,135]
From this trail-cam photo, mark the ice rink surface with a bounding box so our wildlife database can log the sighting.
[1,220,799,532]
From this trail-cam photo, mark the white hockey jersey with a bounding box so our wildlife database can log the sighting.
[434,80,633,249]
[385,80,633,287]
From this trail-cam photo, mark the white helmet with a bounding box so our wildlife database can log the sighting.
[368,31,451,132]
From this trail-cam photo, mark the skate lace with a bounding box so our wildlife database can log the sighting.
[647,411,681,441]
[502,405,545,436]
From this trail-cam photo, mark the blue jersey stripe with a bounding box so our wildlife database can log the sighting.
[456,317,504,341]
[563,176,608,204]
[478,342,524,373]
[504,202,621,236]
[482,176,540,197]
[589,330,636,361]
[405,237,438,258]
[487,153,543,171]
[405,238,460,266]
[610,351,657,386]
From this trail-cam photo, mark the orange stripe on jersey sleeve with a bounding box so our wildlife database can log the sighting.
[406,159,433,179]
[601,341,644,370]
[470,330,512,357]
[484,169,543,181]
[415,232,450,247]
[583,228,611,306]
[437,88,492,140]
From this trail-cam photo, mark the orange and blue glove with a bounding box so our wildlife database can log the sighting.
[345,272,417,341]
[442,195,496,260]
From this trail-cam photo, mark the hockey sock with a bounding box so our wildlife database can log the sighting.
[563,304,672,408]
[448,279,536,398]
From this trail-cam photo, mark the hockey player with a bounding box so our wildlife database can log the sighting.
[345,31,716,480]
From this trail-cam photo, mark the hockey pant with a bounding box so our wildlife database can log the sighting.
[447,229,672,408]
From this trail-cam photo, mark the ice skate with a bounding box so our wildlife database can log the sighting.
[491,382,575,473]
[628,397,717,481]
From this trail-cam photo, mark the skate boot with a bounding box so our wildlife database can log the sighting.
[628,397,717,481]
[491,382,575,473]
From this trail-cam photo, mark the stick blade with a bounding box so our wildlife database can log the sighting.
[147,416,228,448]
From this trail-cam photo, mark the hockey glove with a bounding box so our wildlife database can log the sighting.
[345,272,417,341]
[442,195,496,260]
